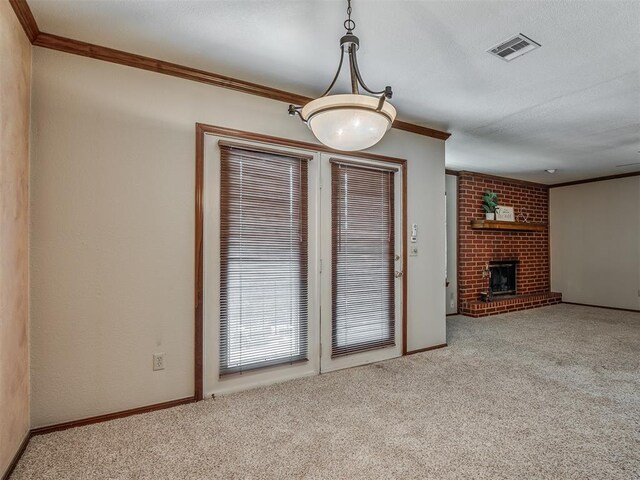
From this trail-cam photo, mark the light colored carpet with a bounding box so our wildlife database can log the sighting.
[12,304,640,479]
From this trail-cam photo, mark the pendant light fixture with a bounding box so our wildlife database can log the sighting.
[288,0,396,151]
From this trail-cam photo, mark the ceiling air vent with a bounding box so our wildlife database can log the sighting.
[487,33,541,62]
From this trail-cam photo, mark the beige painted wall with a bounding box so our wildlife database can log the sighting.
[0,1,31,474]
[30,47,446,427]
[550,176,640,310]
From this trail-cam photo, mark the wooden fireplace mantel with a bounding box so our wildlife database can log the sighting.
[470,219,547,232]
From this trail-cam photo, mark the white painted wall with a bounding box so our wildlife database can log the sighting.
[550,176,640,310]
[30,48,446,427]
[445,174,458,315]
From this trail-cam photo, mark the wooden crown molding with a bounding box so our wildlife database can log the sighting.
[392,119,450,141]
[456,170,549,189]
[33,32,312,106]
[8,0,39,43]
[10,0,450,142]
[442,168,640,188]
[549,170,640,188]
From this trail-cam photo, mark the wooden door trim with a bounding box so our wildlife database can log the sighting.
[195,124,408,399]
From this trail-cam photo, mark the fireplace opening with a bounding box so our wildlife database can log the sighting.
[489,260,518,296]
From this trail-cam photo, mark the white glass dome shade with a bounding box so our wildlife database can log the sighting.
[301,94,396,151]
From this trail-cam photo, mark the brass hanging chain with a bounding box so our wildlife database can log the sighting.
[344,0,356,32]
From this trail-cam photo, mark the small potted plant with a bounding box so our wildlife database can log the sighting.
[482,191,498,220]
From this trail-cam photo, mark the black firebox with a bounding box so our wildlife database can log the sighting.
[489,260,518,296]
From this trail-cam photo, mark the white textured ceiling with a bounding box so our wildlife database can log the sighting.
[29,0,640,184]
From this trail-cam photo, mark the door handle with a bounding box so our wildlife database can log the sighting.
[395,271,403,278]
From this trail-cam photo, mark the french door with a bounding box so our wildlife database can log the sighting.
[319,154,403,372]
[203,136,402,396]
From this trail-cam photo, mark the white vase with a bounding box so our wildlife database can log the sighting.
[485,212,495,220]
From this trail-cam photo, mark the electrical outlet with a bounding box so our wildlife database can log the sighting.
[153,353,166,371]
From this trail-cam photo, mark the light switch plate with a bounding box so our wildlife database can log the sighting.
[409,245,418,256]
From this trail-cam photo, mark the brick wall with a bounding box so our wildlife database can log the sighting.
[458,172,551,315]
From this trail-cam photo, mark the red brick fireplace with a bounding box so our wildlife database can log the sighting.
[457,172,561,317]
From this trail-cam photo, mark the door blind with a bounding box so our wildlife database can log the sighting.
[331,160,396,358]
[219,142,309,375]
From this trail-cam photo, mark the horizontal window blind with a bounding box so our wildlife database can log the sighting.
[219,142,309,375]
[331,160,396,358]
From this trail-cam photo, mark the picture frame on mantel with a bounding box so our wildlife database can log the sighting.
[495,206,515,221]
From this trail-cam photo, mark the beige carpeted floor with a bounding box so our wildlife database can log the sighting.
[12,304,640,479]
